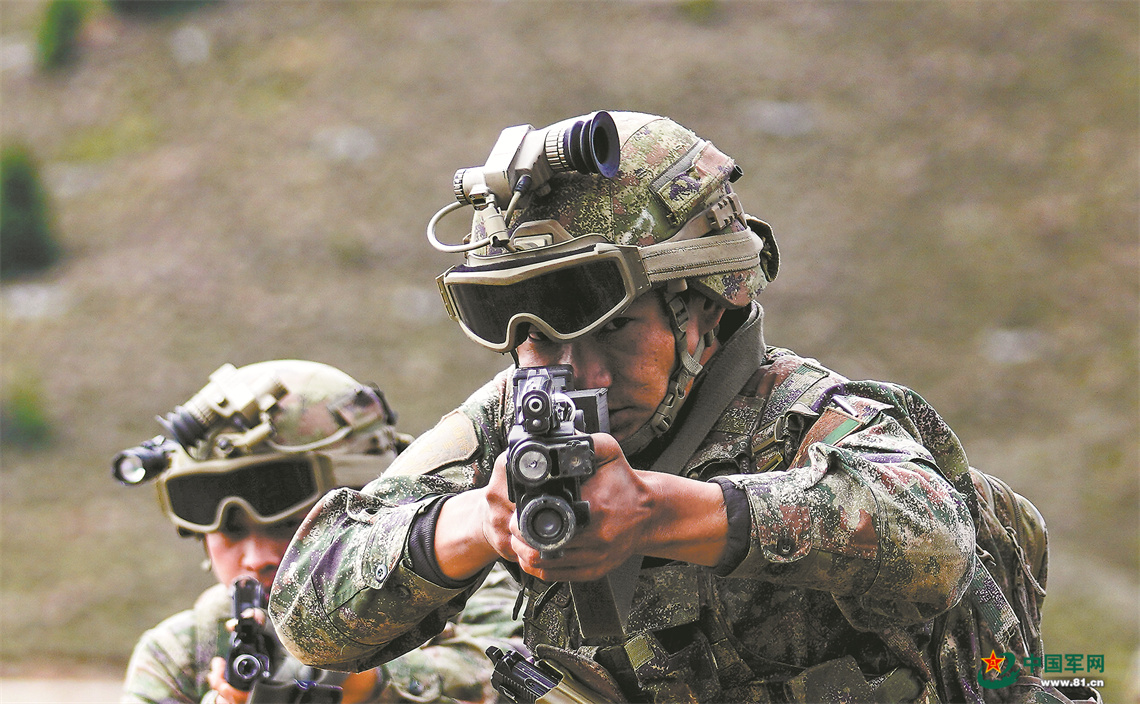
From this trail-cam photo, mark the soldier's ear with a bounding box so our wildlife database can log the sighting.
[683,293,725,360]
[689,293,725,338]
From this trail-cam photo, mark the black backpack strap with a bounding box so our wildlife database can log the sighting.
[575,309,769,639]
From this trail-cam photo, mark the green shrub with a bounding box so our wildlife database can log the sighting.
[105,0,218,18]
[0,144,61,280]
[36,0,88,71]
[678,0,719,24]
[0,378,52,450]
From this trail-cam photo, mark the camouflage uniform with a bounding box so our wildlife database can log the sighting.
[270,304,979,703]
[123,564,522,704]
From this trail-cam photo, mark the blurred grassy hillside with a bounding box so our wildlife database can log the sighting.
[1,0,1136,699]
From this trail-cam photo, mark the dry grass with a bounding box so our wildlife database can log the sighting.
[1,1,1136,698]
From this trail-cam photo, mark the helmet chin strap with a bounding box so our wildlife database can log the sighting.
[620,290,711,457]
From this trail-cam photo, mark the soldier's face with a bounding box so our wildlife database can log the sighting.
[516,292,678,443]
[204,508,302,592]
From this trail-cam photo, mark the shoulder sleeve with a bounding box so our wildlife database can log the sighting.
[721,379,976,628]
[121,609,206,704]
[270,371,514,672]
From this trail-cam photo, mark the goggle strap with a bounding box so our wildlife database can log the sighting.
[266,425,351,454]
[640,230,765,283]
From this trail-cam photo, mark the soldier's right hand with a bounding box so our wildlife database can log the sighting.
[481,454,525,564]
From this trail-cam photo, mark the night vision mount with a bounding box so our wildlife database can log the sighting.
[158,363,288,460]
[111,363,288,485]
[427,111,620,254]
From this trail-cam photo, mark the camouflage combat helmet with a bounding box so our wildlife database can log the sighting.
[113,360,408,534]
[430,111,779,452]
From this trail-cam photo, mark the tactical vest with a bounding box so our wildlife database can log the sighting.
[519,348,1098,704]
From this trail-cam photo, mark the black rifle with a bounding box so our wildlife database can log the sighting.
[226,577,274,691]
[505,366,608,558]
[225,577,342,703]
[505,367,638,638]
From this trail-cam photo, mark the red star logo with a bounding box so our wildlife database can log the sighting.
[982,650,1007,674]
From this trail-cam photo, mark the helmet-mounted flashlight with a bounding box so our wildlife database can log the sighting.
[112,435,179,485]
[428,111,620,254]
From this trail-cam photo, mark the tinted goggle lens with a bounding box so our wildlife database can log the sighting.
[446,257,634,349]
[163,456,322,530]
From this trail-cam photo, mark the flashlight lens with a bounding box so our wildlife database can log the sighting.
[232,653,265,681]
[112,438,175,486]
[115,454,148,484]
[517,449,549,482]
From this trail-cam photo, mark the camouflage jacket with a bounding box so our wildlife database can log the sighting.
[271,305,977,703]
[124,566,522,704]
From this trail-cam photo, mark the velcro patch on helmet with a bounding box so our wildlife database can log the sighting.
[383,411,479,477]
[649,140,737,226]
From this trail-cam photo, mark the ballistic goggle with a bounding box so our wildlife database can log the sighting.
[157,452,336,534]
[437,230,766,352]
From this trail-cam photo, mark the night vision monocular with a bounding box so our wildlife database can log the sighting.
[427,110,621,254]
